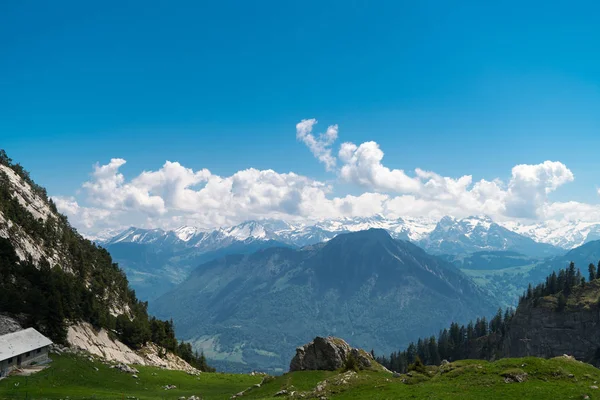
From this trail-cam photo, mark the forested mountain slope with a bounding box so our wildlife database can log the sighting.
[377,260,600,373]
[151,228,496,373]
[0,150,211,371]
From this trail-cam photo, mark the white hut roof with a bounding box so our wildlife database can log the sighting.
[0,328,53,362]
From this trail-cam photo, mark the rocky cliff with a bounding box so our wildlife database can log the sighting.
[66,322,198,373]
[502,280,600,363]
[1,316,197,373]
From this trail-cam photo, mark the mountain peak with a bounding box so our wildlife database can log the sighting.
[326,228,394,248]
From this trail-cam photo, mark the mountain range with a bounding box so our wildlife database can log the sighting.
[99,215,600,252]
[100,215,575,301]
[149,228,497,373]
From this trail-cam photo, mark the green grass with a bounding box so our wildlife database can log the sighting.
[3,354,600,399]
[241,356,600,399]
[0,354,261,400]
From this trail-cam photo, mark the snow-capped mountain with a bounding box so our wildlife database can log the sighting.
[102,214,570,259]
[419,215,561,257]
[100,214,580,302]
[102,215,438,250]
[312,215,435,242]
[500,220,600,249]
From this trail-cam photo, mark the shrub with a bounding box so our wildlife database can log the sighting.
[408,356,427,374]
[343,353,360,372]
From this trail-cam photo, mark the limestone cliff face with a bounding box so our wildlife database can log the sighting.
[502,283,600,363]
[67,322,199,373]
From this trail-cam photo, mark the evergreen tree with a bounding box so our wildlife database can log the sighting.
[428,336,441,366]
[526,283,533,299]
[590,263,597,283]
[548,271,558,294]
[406,343,417,364]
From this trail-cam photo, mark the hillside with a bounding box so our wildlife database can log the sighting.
[106,238,291,301]
[376,258,600,378]
[151,229,496,373]
[503,276,600,363]
[246,356,600,399]
[3,352,598,400]
[0,353,259,399]
[0,150,210,371]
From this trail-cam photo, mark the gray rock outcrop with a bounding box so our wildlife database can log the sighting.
[501,297,600,362]
[0,314,23,335]
[289,336,374,372]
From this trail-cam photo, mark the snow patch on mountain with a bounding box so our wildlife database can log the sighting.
[501,220,600,249]
[222,221,268,240]
[174,226,205,242]
[102,215,439,249]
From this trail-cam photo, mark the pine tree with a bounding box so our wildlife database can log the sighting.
[526,283,533,299]
[590,263,597,283]
[438,329,450,361]
[568,262,577,286]
[406,343,417,364]
[549,271,558,294]
[466,321,475,342]
[557,269,566,291]
[428,336,441,365]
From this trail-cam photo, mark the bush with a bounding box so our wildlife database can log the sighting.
[408,356,427,374]
[343,353,360,372]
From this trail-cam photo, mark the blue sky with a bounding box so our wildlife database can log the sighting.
[1,1,599,234]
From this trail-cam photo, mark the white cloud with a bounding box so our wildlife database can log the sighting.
[52,196,114,230]
[53,120,600,237]
[338,141,421,193]
[296,119,338,171]
[505,161,574,218]
[83,158,166,215]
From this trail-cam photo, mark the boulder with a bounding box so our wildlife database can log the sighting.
[289,336,374,372]
[111,363,139,374]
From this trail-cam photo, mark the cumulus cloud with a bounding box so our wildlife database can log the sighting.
[52,196,114,230]
[505,161,574,218]
[83,158,166,215]
[296,119,338,171]
[338,141,421,193]
[53,119,599,237]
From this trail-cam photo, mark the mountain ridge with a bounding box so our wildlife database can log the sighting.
[150,228,496,373]
[99,216,565,302]
[99,215,600,252]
